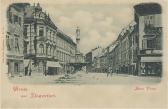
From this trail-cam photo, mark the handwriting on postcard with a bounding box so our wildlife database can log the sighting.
[12,86,56,98]
[134,86,157,91]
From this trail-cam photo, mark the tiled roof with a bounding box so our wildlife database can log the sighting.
[57,30,76,46]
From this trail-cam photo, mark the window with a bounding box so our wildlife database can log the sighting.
[142,39,146,49]
[147,39,155,49]
[8,12,12,23]
[53,47,55,56]
[14,63,19,72]
[15,38,19,52]
[39,27,44,36]
[18,17,21,26]
[50,46,52,56]
[24,25,28,36]
[39,44,44,54]
[142,38,156,49]
[50,31,52,40]
[47,46,50,55]
[13,15,18,23]
[150,16,153,19]
[46,46,48,55]
[6,35,10,50]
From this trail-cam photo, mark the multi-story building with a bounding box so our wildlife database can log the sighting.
[56,29,76,73]
[106,3,162,77]
[99,48,108,73]
[6,4,24,77]
[85,51,92,72]
[134,3,162,76]
[108,41,118,73]
[21,3,76,75]
[85,46,103,72]
[22,3,59,75]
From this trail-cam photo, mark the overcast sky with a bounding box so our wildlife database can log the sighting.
[41,4,134,54]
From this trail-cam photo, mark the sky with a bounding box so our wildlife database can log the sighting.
[41,4,134,54]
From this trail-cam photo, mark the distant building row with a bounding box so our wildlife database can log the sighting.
[85,3,162,76]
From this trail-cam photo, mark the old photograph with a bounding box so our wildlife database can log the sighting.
[6,2,162,84]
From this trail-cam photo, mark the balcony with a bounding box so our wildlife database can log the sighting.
[144,25,162,36]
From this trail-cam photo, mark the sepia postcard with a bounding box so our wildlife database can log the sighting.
[0,0,167,108]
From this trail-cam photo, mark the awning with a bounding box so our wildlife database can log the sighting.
[47,61,62,68]
[141,57,162,62]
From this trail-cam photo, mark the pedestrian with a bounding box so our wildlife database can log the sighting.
[29,68,32,76]
[25,66,28,76]
[110,69,113,77]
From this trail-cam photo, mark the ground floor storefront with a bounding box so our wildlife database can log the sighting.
[139,62,162,76]
[24,59,63,76]
[7,59,24,77]
[107,60,161,77]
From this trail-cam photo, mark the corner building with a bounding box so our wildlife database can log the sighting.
[22,3,76,75]
[134,3,162,76]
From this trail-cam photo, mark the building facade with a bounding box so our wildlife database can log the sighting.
[6,4,24,76]
[56,30,76,74]
[134,3,162,76]
[85,46,103,72]
[16,3,77,75]
[106,3,162,76]
[85,51,92,72]
[99,49,108,73]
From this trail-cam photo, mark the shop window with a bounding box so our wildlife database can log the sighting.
[14,63,19,72]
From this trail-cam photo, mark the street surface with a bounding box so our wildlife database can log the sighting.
[9,71,161,84]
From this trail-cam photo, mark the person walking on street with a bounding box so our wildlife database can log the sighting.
[25,66,28,76]
[29,68,32,76]
[110,69,113,77]
[107,67,110,77]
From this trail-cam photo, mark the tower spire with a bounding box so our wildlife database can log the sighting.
[76,26,80,53]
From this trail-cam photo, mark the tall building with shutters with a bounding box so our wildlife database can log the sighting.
[6,4,25,77]
[134,3,162,76]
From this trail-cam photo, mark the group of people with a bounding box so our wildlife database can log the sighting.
[107,68,113,77]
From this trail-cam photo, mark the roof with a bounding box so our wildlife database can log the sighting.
[134,3,162,15]
[9,3,30,12]
[117,21,137,41]
[57,30,76,46]
[24,16,57,30]
[20,3,75,46]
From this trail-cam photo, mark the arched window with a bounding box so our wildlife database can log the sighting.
[47,45,50,55]
[39,44,44,54]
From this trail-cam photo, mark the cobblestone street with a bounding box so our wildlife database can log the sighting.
[9,71,161,84]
